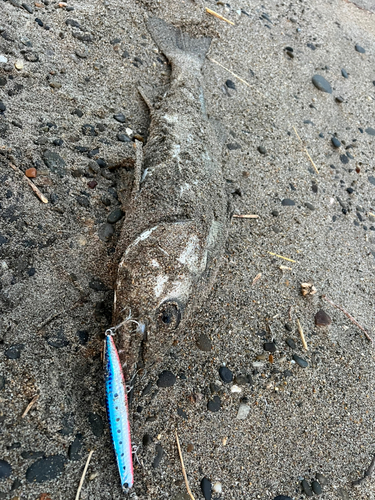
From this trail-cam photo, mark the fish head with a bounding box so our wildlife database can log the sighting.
[114,221,209,373]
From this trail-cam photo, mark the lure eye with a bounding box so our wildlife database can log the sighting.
[157,301,181,329]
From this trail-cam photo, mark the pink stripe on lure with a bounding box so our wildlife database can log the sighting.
[104,334,134,491]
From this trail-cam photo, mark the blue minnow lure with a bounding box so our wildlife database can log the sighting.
[104,332,134,491]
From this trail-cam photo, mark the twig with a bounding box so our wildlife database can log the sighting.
[175,431,195,500]
[208,57,256,90]
[280,265,292,271]
[233,214,259,219]
[297,319,308,351]
[205,8,235,25]
[322,295,373,343]
[268,252,296,263]
[37,310,64,332]
[252,273,262,285]
[353,455,375,486]
[292,127,319,175]
[75,450,94,500]
[9,163,48,203]
[21,395,39,418]
[288,306,293,321]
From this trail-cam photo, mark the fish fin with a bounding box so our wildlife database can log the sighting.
[138,83,168,111]
[146,17,211,71]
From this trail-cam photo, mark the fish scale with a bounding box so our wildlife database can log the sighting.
[104,334,133,491]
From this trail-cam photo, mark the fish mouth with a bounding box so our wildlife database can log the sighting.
[156,299,184,330]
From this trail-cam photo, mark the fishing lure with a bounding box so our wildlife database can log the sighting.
[104,330,134,491]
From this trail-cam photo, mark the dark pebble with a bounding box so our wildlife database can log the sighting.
[346,152,354,159]
[234,374,248,386]
[311,480,322,495]
[286,50,294,58]
[201,477,212,500]
[72,108,83,117]
[177,407,187,419]
[26,455,65,483]
[340,154,349,164]
[272,210,279,217]
[0,235,10,246]
[107,208,125,224]
[141,381,153,396]
[283,369,293,378]
[46,327,68,348]
[196,333,212,352]
[35,18,43,27]
[76,196,89,208]
[24,52,39,62]
[355,44,365,53]
[307,43,316,50]
[284,46,293,52]
[117,133,131,143]
[347,187,354,194]
[207,396,221,412]
[113,113,126,123]
[11,478,21,490]
[341,68,348,78]
[5,344,24,359]
[22,3,33,13]
[76,330,89,345]
[87,180,97,189]
[53,138,64,146]
[0,376,5,390]
[312,75,332,93]
[301,479,313,496]
[293,354,308,368]
[274,497,293,500]
[42,150,66,177]
[142,433,152,447]
[152,444,164,468]
[21,451,44,460]
[227,143,241,150]
[75,146,89,153]
[368,176,375,186]
[0,460,12,479]
[88,412,104,437]
[219,366,233,383]
[0,102,6,112]
[285,323,292,331]
[286,338,296,349]
[98,223,114,242]
[365,127,375,136]
[68,434,83,461]
[319,132,324,138]
[335,96,344,103]
[82,124,97,136]
[316,473,328,485]
[263,342,276,352]
[331,137,341,148]
[282,199,295,206]
[315,309,331,326]
[225,79,236,90]
[258,145,267,154]
[305,202,315,210]
[0,77,6,87]
[157,370,176,388]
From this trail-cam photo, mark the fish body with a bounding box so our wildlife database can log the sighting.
[104,334,133,491]
[113,18,228,374]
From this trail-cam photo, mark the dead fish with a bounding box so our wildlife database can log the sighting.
[113,17,229,375]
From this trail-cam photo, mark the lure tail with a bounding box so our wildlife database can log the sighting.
[104,334,134,491]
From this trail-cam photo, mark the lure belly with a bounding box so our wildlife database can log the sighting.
[104,334,134,491]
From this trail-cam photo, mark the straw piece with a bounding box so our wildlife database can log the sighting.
[252,273,262,285]
[233,214,259,219]
[208,57,254,89]
[297,319,308,351]
[75,450,94,500]
[21,395,39,418]
[292,126,319,175]
[268,252,296,263]
[9,163,48,203]
[175,431,195,500]
[205,8,235,25]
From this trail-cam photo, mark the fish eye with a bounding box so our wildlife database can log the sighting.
[157,301,181,329]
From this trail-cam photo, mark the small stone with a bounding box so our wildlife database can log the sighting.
[157,370,176,388]
[311,481,322,495]
[315,309,331,326]
[201,477,212,500]
[21,451,44,460]
[196,333,212,352]
[347,187,354,194]
[273,497,293,500]
[213,482,222,494]
[293,354,308,368]
[46,327,68,348]
[11,478,21,490]
[340,154,349,164]
[236,402,250,420]
[98,223,114,242]
[305,202,315,211]
[0,376,5,390]
[355,44,365,53]
[114,113,126,123]
[286,50,294,58]
[72,108,83,117]
[82,124,96,136]
[5,344,23,359]
[177,407,187,419]
[234,374,248,385]
[22,3,33,13]
[117,133,131,143]
[42,150,66,177]
[365,128,375,136]
[25,168,37,178]
[258,145,267,154]
[227,143,241,150]
[301,479,313,497]
[331,137,341,148]
[26,455,65,483]
[286,338,296,349]
[263,342,276,352]
[152,444,164,468]
[77,196,89,208]
[285,323,292,331]
[107,208,125,224]
[142,434,152,447]
[219,366,233,383]
[335,96,344,103]
[271,210,279,216]
[207,396,221,412]
[0,101,6,112]
[316,473,328,486]
[307,43,316,50]
[341,68,348,78]
[15,60,24,70]
[87,180,97,189]
[88,413,104,437]
[368,176,375,186]
[68,434,83,461]
[76,330,89,344]
[0,460,12,479]
[282,199,295,206]
[225,79,236,90]
[312,75,332,93]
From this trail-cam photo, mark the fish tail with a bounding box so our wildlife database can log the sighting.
[146,17,211,71]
